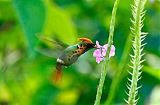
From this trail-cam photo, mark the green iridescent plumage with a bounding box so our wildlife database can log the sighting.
[58,41,95,66]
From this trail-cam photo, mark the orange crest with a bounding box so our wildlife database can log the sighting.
[79,38,93,44]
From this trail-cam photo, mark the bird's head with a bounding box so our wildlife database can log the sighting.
[78,38,97,48]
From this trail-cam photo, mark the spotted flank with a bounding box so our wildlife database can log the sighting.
[72,44,87,55]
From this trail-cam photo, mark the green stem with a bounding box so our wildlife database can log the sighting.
[127,0,147,104]
[94,0,120,104]
[94,60,109,105]
[105,33,133,105]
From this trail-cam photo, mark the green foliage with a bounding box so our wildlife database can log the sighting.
[30,83,59,105]
[43,0,77,45]
[0,0,160,105]
[12,0,46,57]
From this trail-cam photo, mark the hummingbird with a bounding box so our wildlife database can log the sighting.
[37,36,96,82]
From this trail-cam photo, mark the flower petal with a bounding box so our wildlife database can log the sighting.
[100,44,107,56]
[96,41,102,48]
[109,45,115,57]
[96,57,103,63]
[102,49,107,56]
[103,44,108,50]
[93,42,115,63]
[93,49,102,57]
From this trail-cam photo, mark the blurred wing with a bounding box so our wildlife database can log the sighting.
[37,34,68,49]
[36,34,69,58]
[35,47,61,58]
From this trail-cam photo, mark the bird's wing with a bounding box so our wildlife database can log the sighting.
[36,34,69,58]
[37,34,68,49]
[35,47,61,58]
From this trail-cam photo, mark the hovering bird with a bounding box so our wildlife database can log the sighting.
[37,36,97,82]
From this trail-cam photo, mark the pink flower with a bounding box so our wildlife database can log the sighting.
[93,41,115,63]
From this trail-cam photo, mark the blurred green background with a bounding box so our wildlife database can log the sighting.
[0,0,160,105]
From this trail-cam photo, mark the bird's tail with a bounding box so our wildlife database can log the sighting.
[54,63,62,83]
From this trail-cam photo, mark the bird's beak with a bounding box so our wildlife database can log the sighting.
[94,44,98,48]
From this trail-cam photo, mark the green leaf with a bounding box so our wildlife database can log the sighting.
[143,66,160,81]
[43,0,77,45]
[12,0,46,57]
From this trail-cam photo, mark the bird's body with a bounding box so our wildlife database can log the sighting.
[57,41,94,66]
[55,38,96,81]
[37,36,96,82]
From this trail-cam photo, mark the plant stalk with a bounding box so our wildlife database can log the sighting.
[94,0,120,104]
